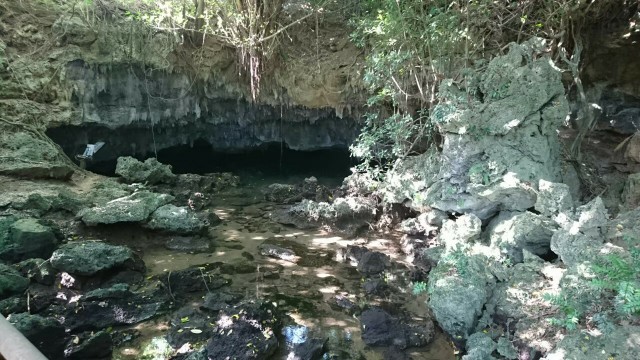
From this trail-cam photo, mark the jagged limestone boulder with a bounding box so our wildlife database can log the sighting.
[485,211,555,260]
[543,325,640,360]
[428,254,495,340]
[115,156,176,184]
[271,197,376,237]
[0,218,58,263]
[439,214,482,251]
[550,197,608,267]
[382,39,569,219]
[0,129,74,179]
[264,183,302,204]
[50,241,139,276]
[78,190,174,225]
[463,332,497,360]
[535,180,573,217]
[0,263,29,300]
[144,204,217,235]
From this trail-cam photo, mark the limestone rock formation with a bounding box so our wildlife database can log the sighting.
[77,190,174,225]
[0,218,58,263]
[382,39,569,220]
[115,156,176,184]
[0,263,29,300]
[0,129,74,179]
[271,196,376,237]
[485,211,555,260]
[50,241,141,276]
[143,204,216,235]
[550,197,608,267]
[428,255,496,339]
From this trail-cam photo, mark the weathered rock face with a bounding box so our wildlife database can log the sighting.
[550,197,608,267]
[0,263,29,300]
[271,196,377,237]
[485,211,555,260]
[143,204,215,235]
[115,156,176,184]
[0,218,58,263]
[0,129,75,179]
[50,241,141,276]
[45,62,361,163]
[382,39,569,220]
[428,254,495,340]
[77,190,174,225]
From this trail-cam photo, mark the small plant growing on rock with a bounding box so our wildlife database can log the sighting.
[542,292,582,330]
[591,244,640,316]
[411,281,428,295]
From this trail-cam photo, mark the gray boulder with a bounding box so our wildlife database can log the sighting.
[359,307,434,349]
[382,39,568,220]
[439,214,482,251]
[144,204,216,235]
[0,130,74,179]
[50,241,140,276]
[0,263,29,300]
[485,211,555,260]
[543,325,640,360]
[356,251,390,276]
[419,209,448,227]
[428,254,495,339]
[78,190,174,225]
[0,218,57,263]
[7,313,65,359]
[115,156,176,184]
[535,180,573,217]
[272,196,376,237]
[550,197,608,267]
[463,332,497,360]
[264,183,302,204]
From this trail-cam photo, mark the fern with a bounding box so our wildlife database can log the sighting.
[543,293,582,330]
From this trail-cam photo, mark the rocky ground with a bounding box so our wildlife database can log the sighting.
[0,156,458,360]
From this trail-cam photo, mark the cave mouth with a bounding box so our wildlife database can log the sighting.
[80,140,355,182]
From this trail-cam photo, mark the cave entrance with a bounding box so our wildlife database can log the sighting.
[154,140,355,181]
[57,137,354,183]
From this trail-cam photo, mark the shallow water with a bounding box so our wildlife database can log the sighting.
[108,176,455,360]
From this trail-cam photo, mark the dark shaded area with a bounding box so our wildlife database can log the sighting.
[48,133,354,179]
[156,141,354,178]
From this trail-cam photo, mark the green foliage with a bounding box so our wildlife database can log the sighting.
[350,111,430,174]
[349,0,631,174]
[440,248,469,276]
[412,281,428,295]
[591,244,640,316]
[544,236,640,331]
[542,292,582,330]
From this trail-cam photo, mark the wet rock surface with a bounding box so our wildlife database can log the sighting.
[7,312,66,359]
[0,263,29,299]
[144,204,215,235]
[50,241,141,276]
[116,156,177,184]
[78,190,174,225]
[0,218,58,262]
[1,171,454,360]
[359,307,434,349]
[272,196,376,237]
